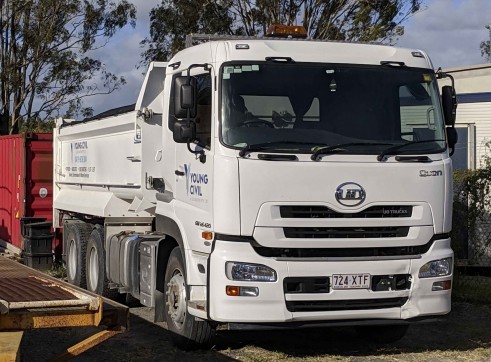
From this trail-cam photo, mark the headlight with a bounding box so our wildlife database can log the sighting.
[418,257,453,278]
[225,262,277,282]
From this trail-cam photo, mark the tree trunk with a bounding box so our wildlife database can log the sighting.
[0,111,9,135]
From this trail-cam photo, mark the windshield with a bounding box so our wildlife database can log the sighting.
[220,62,446,155]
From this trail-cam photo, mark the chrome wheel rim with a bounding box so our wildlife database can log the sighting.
[166,270,186,329]
[88,246,99,291]
[68,240,77,280]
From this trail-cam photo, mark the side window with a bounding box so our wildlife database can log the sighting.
[168,74,178,131]
[195,74,212,148]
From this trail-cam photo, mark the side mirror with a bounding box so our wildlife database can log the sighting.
[174,76,197,119]
[173,121,196,143]
[442,85,457,126]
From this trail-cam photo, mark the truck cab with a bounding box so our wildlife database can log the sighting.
[54,33,457,349]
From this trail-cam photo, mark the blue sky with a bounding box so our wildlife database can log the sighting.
[398,0,491,68]
[87,0,491,116]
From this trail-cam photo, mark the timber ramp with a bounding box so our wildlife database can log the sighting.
[0,256,128,361]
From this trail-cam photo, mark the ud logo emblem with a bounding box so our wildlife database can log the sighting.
[335,182,366,207]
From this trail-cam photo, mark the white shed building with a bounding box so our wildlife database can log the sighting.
[439,63,491,170]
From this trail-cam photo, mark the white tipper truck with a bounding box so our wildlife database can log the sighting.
[53,27,458,349]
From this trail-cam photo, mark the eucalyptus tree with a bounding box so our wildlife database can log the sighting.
[141,0,422,65]
[0,0,136,134]
[481,25,491,62]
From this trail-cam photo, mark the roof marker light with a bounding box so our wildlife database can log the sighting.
[236,44,250,50]
[412,51,424,58]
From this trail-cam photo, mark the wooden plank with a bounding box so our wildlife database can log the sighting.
[0,331,23,362]
[0,241,21,257]
[0,305,103,330]
[49,329,124,362]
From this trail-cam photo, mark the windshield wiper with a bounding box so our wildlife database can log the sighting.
[377,140,446,161]
[311,142,392,161]
[239,141,319,157]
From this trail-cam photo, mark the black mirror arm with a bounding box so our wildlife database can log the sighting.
[448,130,456,157]
[435,68,455,88]
[446,126,458,157]
[187,141,206,163]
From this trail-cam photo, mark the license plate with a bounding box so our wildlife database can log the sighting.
[332,274,371,290]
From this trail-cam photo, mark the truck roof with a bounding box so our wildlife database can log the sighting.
[170,38,433,70]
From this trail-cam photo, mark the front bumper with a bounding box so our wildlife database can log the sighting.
[208,238,452,323]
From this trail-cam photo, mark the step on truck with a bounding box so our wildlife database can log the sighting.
[53,26,458,349]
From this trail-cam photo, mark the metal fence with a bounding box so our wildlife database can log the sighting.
[452,171,491,303]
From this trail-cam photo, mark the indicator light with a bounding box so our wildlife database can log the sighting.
[226,286,240,296]
[226,286,259,297]
[432,280,452,291]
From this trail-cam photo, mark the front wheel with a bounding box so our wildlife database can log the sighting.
[355,324,409,344]
[164,247,215,350]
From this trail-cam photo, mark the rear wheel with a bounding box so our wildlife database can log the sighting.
[65,222,92,288]
[86,227,117,298]
[355,324,409,344]
[164,247,215,350]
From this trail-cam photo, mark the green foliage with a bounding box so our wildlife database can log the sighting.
[141,0,235,63]
[0,0,136,135]
[481,40,491,62]
[141,0,422,65]
[18,118,56,134]
[482,26,491,62]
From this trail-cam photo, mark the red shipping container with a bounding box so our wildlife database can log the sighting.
[0,133,56,254]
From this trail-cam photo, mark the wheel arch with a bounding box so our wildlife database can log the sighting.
[154,215,184,323]
[155,215,185,293]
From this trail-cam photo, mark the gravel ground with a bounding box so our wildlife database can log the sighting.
[19,302,491,361]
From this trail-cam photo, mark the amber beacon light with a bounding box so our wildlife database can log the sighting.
[266,25,308,38]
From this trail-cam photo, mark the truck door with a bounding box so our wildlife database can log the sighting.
[174,72,214,252]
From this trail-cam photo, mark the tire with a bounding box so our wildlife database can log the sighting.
[65,222,92,288]
[164,247,215,350]
[355,324,409,344]
[86,227,118,299]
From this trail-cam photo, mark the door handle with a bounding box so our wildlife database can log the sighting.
[126,155,141,162]
[175,170,185,176]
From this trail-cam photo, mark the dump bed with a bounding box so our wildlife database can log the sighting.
[53,62,167,220]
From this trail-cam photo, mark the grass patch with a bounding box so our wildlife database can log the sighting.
[45,260,67,279]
